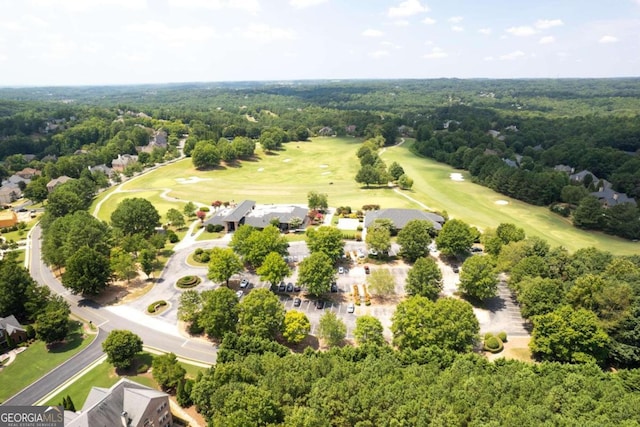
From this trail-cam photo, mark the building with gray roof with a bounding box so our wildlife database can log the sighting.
[364,208,445,231]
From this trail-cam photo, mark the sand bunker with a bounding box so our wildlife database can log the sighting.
[321,171,331,175]
[495,200,509,205]
[257,168,264,172]
[319,164,329,168]
[283,158,291,163]
[175,177,212,184]
[450,173,464,181]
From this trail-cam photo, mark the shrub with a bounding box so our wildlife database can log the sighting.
[484,332,494,340]
[167,230,179,243]
[212,224,224,232]
[200,252,210,263]
[483,335,504,353]
[177,276,201,288]
[199,206,210,212]
[357,226,363,231]
[188,321,204,335]
[147,300,168,313]
[497,331,508,343]
[195,248,203,255]
[137,363,150,374]
[206,224,215,233]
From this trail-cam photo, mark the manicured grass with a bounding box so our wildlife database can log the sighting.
[381,140,639,255]
[91,137,638,255]
[0,320,94,404]
[92,190,186,223]
[43,354,208,408]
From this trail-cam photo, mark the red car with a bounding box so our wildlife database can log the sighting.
[364,265,370,274]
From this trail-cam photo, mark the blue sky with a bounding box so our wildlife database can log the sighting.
[1,0,639,86]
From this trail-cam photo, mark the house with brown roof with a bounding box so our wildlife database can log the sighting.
[65,378,172,427]
[16,167,40,180]
[0,185,20,205]
[0,315,27,350]
[111,154,139,172]
[46,175,73,192]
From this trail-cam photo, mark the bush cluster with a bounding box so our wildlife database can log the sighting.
[147,300,168,313]
[483,332,507,353]
[362,204,380,211]
[177,276,201,288]
[193,249,212,263]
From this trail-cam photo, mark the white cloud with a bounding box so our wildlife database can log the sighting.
[381,41,402,49]
[506,26,537,37]
[167,0,259,14]
[451,25,464,32]
[483,56,494,61]
[369,50,389,59]
[500,50,525,60]
[599,35,619,43]
[128,21,216,44]
[539,35,555,44]
[388,0,429,18]
[243,24,295,43]
[424,40,434,46]
[28,0,146,12]
[289,0,327,8]
[424,47,448,59]
[422,17,436,25]
[392,20,410,27]
[535,19,564,29]
[478,28,492,35]
[448,16,463,24]
[362,29,384,37]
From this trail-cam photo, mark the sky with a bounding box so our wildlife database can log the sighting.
[1,0,639,86]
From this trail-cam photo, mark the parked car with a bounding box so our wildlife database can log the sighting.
[286,282,294,292]
[278,282,286,292]
[293,284,301,292]
[471,247,483,253]
[240,278,249,288]
[293,297,301,307]
[364,265,370,274]
[315,300,325,309]
[338,266,345,274]
[330,282,338,293]
[236,290,244,298]
[347,303,355,313]
[452,266,459,273]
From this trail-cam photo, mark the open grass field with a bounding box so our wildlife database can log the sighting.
[0,320,93,404]
[92,137,638,255]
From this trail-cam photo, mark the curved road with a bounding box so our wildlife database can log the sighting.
[5,225,218,405]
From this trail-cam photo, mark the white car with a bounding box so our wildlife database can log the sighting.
[347,303,355,313]
[338,266,345,274]
[236,290,244,298]
[240,278,249,288]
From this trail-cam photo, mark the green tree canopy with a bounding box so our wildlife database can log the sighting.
[110,197,161,237]
[198,288,239,339]
[516,277,566,319]
[191,140,220,169]
[166,208,186,229]
[496,223,526,244]
[318,311,346,347]
[306,226,345,262]
[405,256,442,300]
[307,191,328,211]
[62,247,111,295]
[458,255,498,301]
[367,268,396,296]
[283,310,311,344]
[152,352,186,393]
[397,219,434,262]
[392,296,479,352]
[297,251,335,297]
[365,222,391,256]
[102,330,143,370]
[34,295,70,345]
[242,225,289,268]
[207,247,243,286]
[354,315,385,346]
[257,252,290,285]
[435,219,475,257]
[237,288,284,340]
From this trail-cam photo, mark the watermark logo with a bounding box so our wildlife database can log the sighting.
[0,406,64,427]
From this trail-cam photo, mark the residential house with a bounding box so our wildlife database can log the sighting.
[3,174,30,187]
[112,154,139,172]
[16,167,40,180]
[570,170,597,184]
[88,164,113,177]
[502,158,518,168]
[138,130,168,154]
[317,127,334,136]
[0,315,27,350]
[46,175,73,192]
[364,208,445,232]
[65,378,172,427]
[553,164,574,174]
[204,200,256,232]
[591,186,637,208]
[0,185,20,205]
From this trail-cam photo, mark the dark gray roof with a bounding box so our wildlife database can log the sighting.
[591,188,637,207]
[0,315,25,335]
[364,209,444,231]
[570,170,596,182]
[224,200,256,222]
[244,206,308,228]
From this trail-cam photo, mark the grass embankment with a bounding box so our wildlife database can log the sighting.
[91,137,638,255]
[43,353,207,408]
[0,320,94,404]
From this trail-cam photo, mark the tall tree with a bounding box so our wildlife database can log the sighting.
[367,268,396,296]
[110,247,136,283]
[307,191,328,211]
[282,310,311,344]
[355,164,381,188]
[435,219,475,257]
[102,330,143,370]
[297,251,335,297]
[110,197,161,237]
[458,255,498,301]
[207,247,243,286]
[237,288,284,340]
[62,247,111,295]
[317,311,346,347]
[573,196,605,230]
[166,208,186,229]
[34,295,70,345]
[243,225,289,268]
[405,256,442,300]
[365,222,391,256]
[306,226,345,262]
[397,219,435,262]
[354,315,385,346]
[198,288,239,339]
[152,352,186,393]
[257,252,290,286]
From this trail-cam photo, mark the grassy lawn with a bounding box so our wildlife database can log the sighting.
[92,190,186,223]
[43,353,208,408]
[90,136,638,255]
[381,140,639,255]
[0,320,94,404]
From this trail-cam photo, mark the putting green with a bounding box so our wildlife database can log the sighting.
[92,137,638,255]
